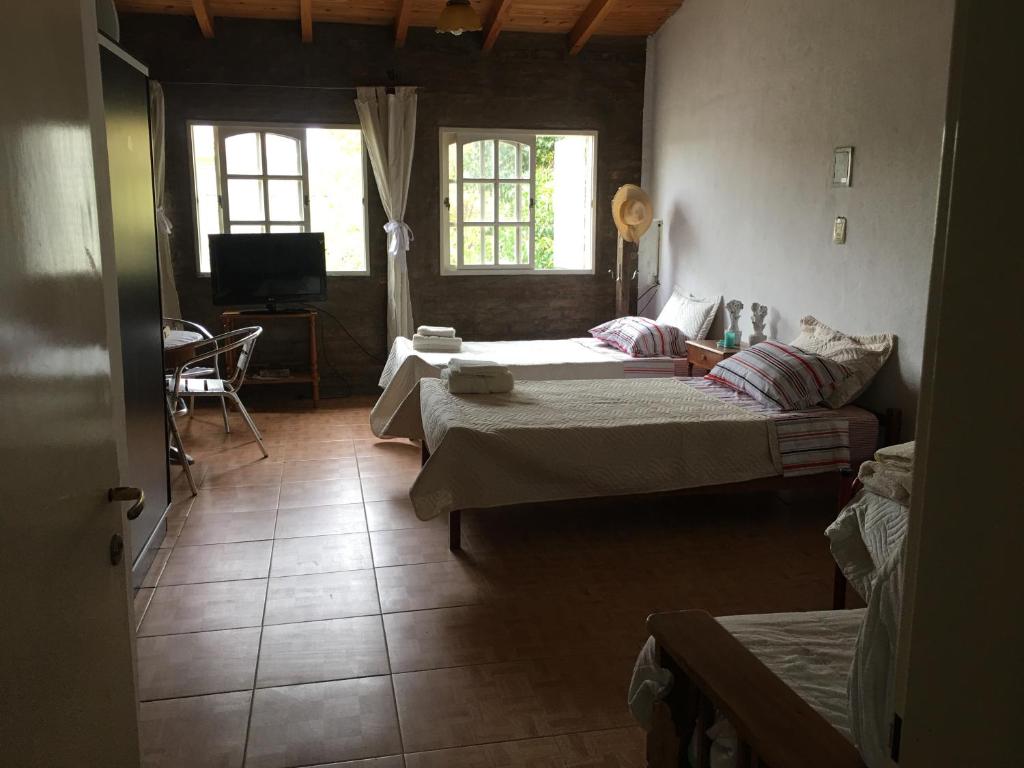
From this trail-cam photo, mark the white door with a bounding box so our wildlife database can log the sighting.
[0,1,140,765]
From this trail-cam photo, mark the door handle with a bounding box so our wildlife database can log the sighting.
[109,486,145,520]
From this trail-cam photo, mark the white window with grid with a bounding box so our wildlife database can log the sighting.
[440,129,597,275]
[189,122,368,275]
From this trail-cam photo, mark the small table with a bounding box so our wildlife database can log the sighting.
[221,309,320,406]
[685,339,748,376]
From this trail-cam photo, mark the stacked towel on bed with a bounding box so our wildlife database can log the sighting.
[441,358,514,394]
[417,325,457,338]
[412,324,462,353]
[857,440,915,505]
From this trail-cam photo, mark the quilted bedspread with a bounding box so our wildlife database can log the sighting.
[408,378,782,520]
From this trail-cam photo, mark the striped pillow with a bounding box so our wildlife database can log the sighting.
[706,341,852,410]
[589,316,683,357]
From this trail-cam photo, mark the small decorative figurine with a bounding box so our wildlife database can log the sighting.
[750,302,768,345]
[725,299,744,346]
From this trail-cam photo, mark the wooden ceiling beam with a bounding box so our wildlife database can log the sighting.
[482,0,514,53]
[300,0,313,42]
[394,0,413,48]
[567,0,617,55]
[191,0,214,38]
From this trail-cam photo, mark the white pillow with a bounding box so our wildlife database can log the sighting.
[790,316,894,408]
[656,288,720,340]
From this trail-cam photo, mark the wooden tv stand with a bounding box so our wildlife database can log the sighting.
[221,309,319,406]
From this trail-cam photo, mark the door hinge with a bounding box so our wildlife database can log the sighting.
[889,713,903,762]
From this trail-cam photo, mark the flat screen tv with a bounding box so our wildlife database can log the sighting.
[210,233,327,309]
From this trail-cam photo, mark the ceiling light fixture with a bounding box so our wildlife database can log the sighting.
[435,0,482,36]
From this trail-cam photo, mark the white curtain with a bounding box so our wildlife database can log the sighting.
[149,81,181,319]
[354,86,417,347]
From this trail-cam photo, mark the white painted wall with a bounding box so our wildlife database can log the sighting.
[648,0,954,428]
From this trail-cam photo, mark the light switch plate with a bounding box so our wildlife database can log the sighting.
[833,216,847,244]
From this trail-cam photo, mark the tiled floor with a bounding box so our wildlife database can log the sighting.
[135,397,842,767]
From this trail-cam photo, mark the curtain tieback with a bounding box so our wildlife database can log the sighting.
[156,206,173,236]
[384,220,413,257]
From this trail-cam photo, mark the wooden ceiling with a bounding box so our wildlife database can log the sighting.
[115,0,681,53]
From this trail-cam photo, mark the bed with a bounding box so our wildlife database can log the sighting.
[370,335,689,437]
[631,486,909,767]
[387,375,894,549]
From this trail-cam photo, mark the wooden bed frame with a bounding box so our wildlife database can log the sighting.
[422,407,901,591]
[646,610,865,767]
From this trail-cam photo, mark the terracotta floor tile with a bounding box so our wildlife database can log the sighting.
[141,548,171,588]
[364,499,443,532]
[136,627,260,701]
[270,533,373,577]
[281,457,360,482]
[370,527,456,568]
[134,587,155,632]
[200,461,284,489]
[275,503,367,538]
[158,541,273,585]
[356,451,421,478]
[403,737,564,768]
[138,579,268,636]
[279,478,364,509]
[189,485,281,515]
[360,473,418,503]
[139,690,251,768]
[392,656,635,752]
[311,758,403,768]
[245,677,401,767]
[264,569,379,625]
[376,561,487,613]
[276,440,355,461]
[176,510,278,546]
[256,616,389,688]
[383,605,546,673]
[353,438,417,458]
[555,726,646,767]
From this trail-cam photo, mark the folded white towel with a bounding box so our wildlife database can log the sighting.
[447,358,508,378]
[412,334,462,353]
[441,368,514,394]
[416,325,457,338]
[858,460,912,506]
[874,440,914,470]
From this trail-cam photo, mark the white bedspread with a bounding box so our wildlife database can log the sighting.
[370,336,684,437]
[404,378,782,520]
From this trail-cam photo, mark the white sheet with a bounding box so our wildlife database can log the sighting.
[404,378,782,520]
[370,336,684,437]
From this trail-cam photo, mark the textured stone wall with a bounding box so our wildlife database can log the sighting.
[119,15,646,394]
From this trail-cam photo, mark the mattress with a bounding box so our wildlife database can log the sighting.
[370,336,687,437]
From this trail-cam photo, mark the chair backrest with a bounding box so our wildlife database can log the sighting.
[167,326,263,394]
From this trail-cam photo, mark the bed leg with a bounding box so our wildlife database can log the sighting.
[832,563,848,610]
[449,510,461,550]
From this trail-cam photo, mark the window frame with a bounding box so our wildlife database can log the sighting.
[439,127,598,276]
[187,120,370,277]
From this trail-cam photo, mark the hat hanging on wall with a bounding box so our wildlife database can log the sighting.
[611,184,654,243]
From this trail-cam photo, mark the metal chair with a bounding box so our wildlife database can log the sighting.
[166,326,268,494]
[163,317,230,431]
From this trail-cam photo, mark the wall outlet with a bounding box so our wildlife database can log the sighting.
[833,216,847,244]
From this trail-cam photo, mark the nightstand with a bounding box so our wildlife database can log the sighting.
[685,339,748,376]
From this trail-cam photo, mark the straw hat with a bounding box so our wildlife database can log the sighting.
[611,184,653,243]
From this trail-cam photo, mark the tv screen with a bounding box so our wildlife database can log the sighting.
[209,233,327,307]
